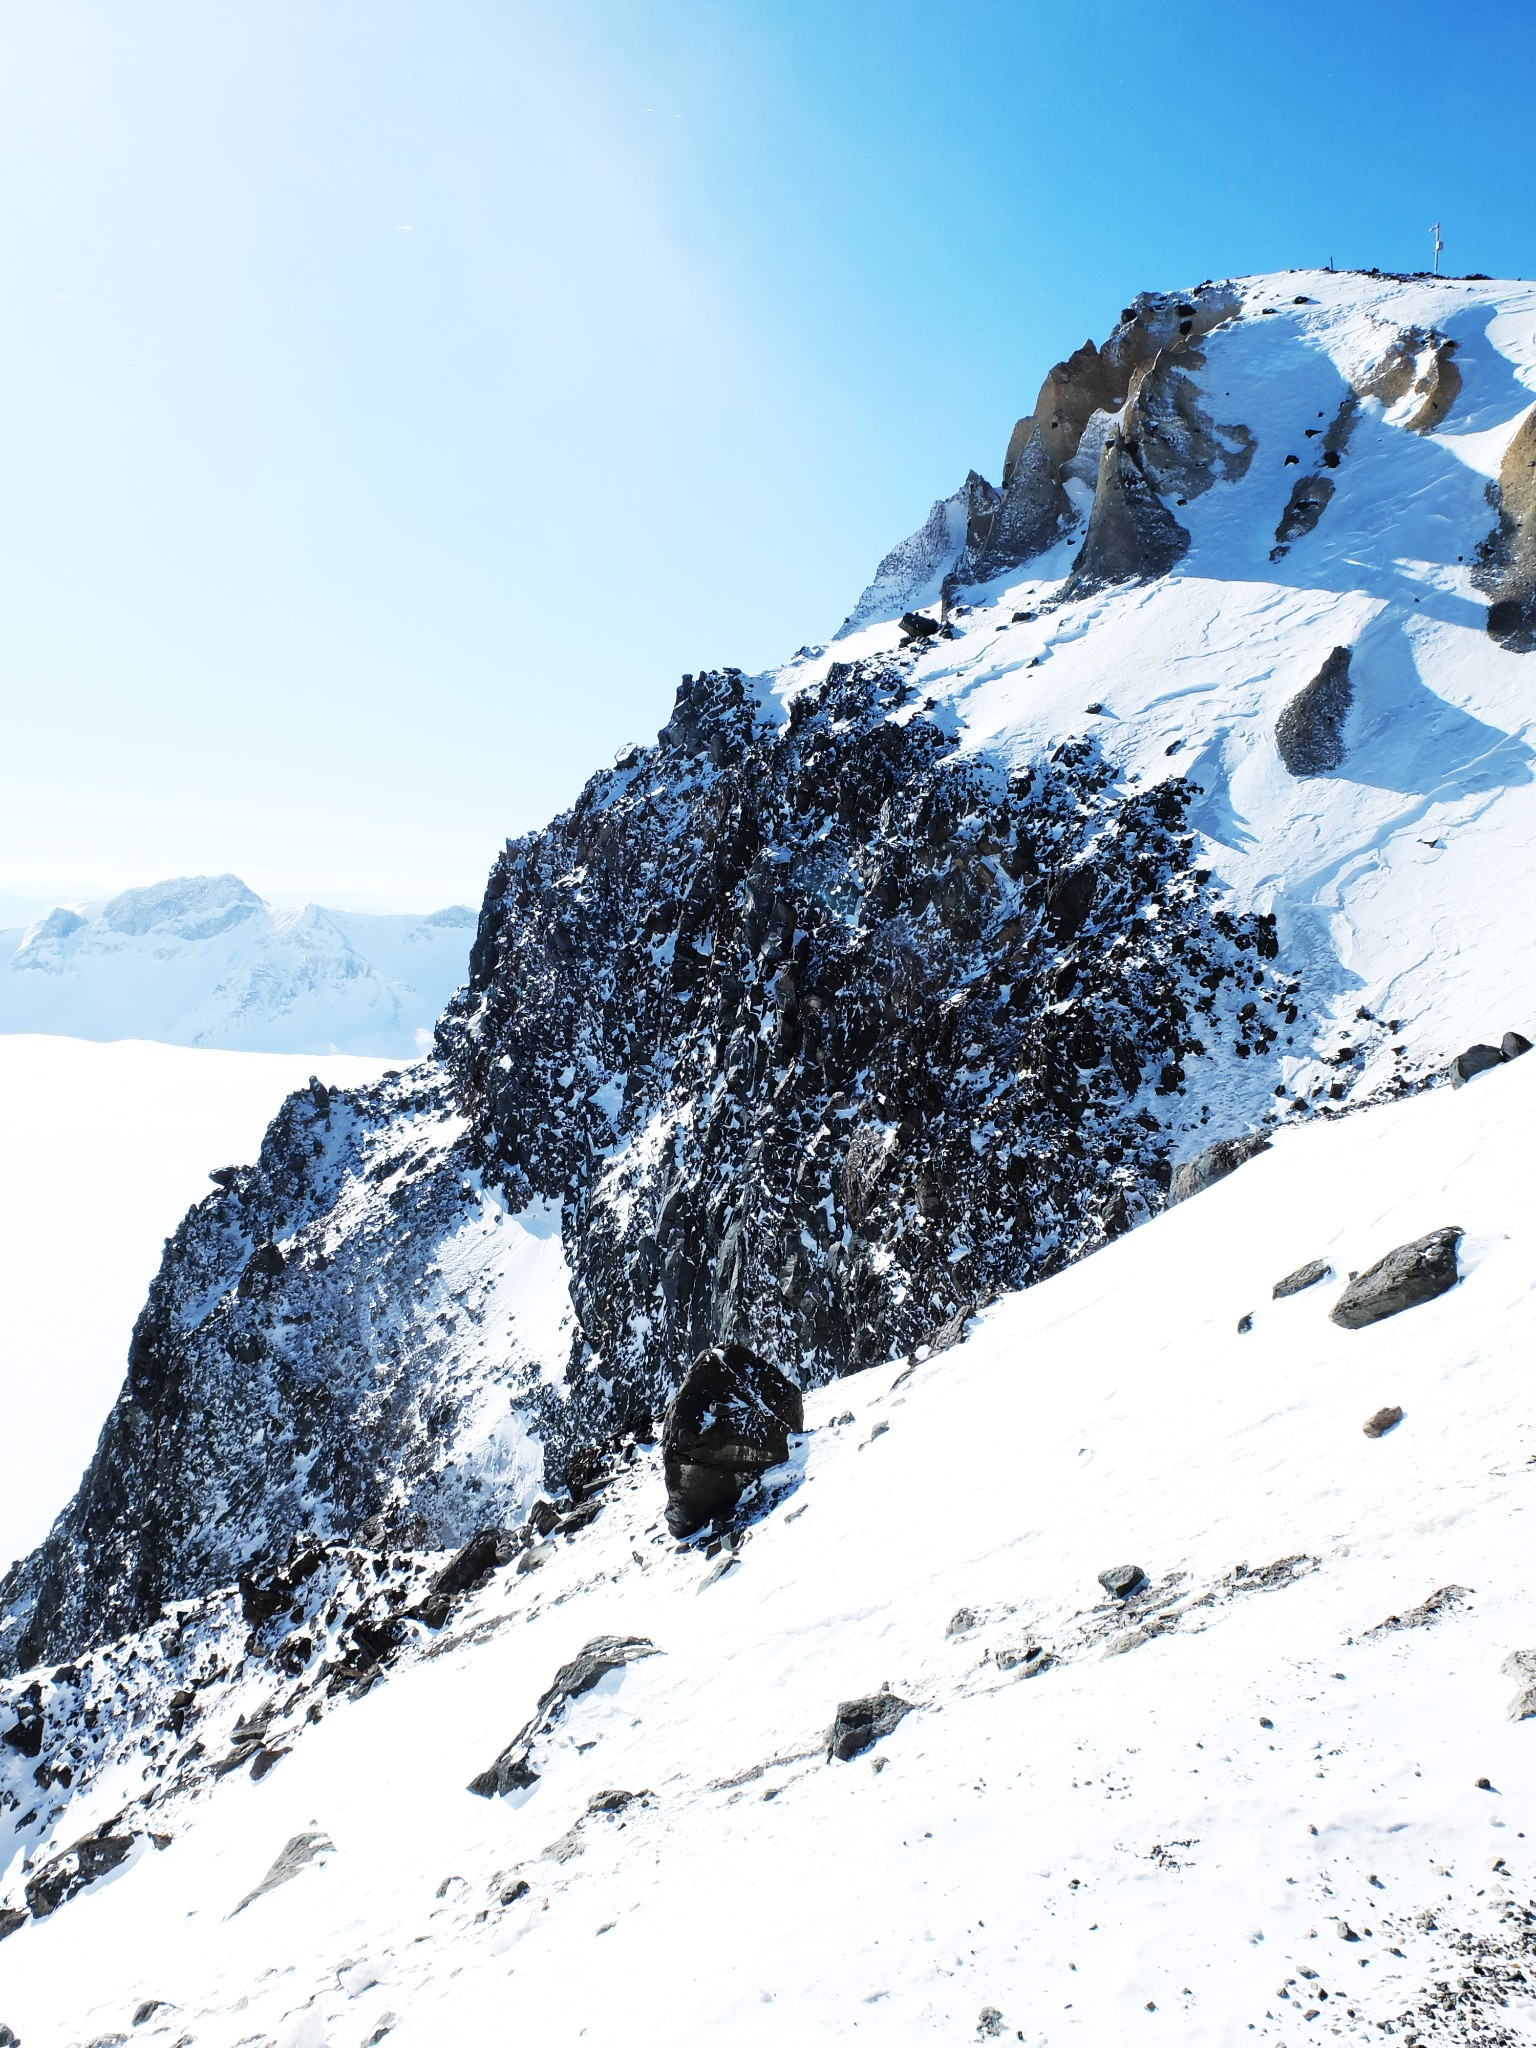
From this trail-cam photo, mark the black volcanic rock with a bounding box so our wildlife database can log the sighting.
[827,1691,913,1762]
[662,1343,803,1536]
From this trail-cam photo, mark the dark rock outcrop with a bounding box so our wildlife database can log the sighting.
[468,1636,659,1798]
[1273,1258,1332,1299]
[2,566,1295,1673]
[1168,1131,1271,1206]
[826,1691,913,1762]
[24,1824,135,1919]
[412,1526,518,1629]
[1450,1043,1506,1088]
[1503,1031,1533,1061]
[1330,1228,1462,1330]
[662,1344,803,1537]
[1275,647,1353,777]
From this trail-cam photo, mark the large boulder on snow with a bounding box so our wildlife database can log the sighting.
[827,1690,914,1762]
[662,1343,803,1537]
[1330,1228,1462,1330]
[1167,1132,1271,1207]
[1275,646,1353,777]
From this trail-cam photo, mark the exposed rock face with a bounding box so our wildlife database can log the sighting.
[1356,328,1462,433]
[1275,647,1354,776]
[838,482,972,634]
[1062,427,1190,596]
[1,655,1294,1675]
[1168,1132,1271,1206]
[661,1343,803,1537]
[827,1691,913,1761]
[1330,1228,1462,1330]
[0,1069,543,1676]
[1475,406,1536,651]
[468,1637,659,1797]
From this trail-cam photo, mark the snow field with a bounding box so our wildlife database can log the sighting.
[3,1046,1532,2045]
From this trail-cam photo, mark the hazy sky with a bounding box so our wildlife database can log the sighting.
[2,0,1532,914]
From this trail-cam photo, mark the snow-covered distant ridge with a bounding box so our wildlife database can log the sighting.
[0,873,475,1055]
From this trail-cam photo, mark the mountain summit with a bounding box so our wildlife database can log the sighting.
[1,267,1534,2043]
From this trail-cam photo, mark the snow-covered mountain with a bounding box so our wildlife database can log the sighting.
[0,874,475,1055]
[2,265,1535,2042]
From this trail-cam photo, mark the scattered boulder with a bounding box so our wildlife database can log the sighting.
[946,1607,980,1637]
[230,1830,334,1917]
[1448,1032,1531,1087]
[132,2002,169,2026]
[1272,472,1335,555]
[1273,1258,1332,1299]
[1275,646,1353,777]
[1168,1131,1270,1206]
[24,1824,136,1919]
[1330,1228,1461,1329]
[584,1787,638,1815]
[1098,1564,1147,1600]
[662,1343,803,1538]
[1366,1585,1469,1635]
[1363,1405,1405,1438]
[827,1691,914,1762]
[994,1644,1054,1677]
[1450,1043,1505,1088]
[468,1636,660,1798]
[898,611,941,641]
[1236,1312,1254,1335]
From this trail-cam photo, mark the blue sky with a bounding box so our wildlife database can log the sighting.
[2,0,1532,912]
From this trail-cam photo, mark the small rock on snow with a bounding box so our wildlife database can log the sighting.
[1272,1257,1332,1299]
[1098,1564,1148,1599]
[1363,1405,1405,1438]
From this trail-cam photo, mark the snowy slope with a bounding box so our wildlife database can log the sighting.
[808,268,1536,1090]
[1,1036,1532,2047]
[0,875,475,1055]
[0,1038,388,1573]
[3,265,1536,2045]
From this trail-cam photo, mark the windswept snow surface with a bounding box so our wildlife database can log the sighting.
[0,1038,386,1571]
[2,1035,1534,2045]
[0,875,475,1055]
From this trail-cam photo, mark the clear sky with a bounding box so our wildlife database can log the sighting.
[2,0,1532,914]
